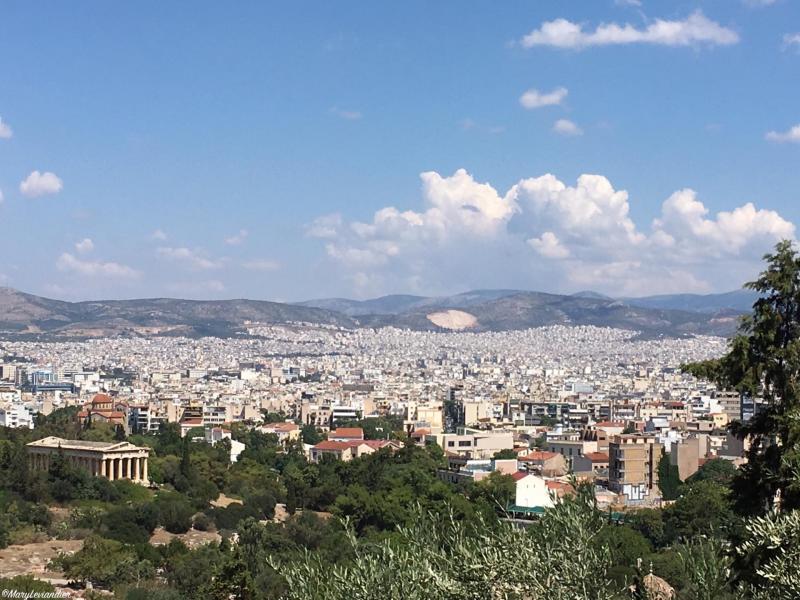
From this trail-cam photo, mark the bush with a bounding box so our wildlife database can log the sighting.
[8,525,48,545]
[0,575,55,594]
[193,513,212,531]
[156,494,193,534]
[210,503,259,531]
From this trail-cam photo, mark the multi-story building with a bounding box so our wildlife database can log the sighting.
[426,427,514,459]
[608,434,662,503]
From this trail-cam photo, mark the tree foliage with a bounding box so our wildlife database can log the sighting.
[684,240,800,514]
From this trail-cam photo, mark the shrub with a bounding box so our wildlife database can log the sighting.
[193,513,212,531]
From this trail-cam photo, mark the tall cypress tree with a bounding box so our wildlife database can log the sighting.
[685,240,800,514]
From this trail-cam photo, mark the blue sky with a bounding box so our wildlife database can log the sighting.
[1,0,798,301]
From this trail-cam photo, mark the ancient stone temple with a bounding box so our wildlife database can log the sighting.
[26,436,150,484]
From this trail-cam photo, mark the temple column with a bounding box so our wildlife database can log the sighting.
[132,457,139,481]
[141,456,148,483]
[100,458,106,478]
[115,457,122,480]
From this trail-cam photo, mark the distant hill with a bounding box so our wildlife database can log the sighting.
[354,291,741,337]
[0,286,750,340]
[621,290,757,313]
[0,287,355,339]
[297,289,523,316]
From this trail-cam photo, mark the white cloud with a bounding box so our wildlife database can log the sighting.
[311,168,795,296]
[330,107,363,120]
[765,124,800,143]
[528,232,570,258]
[242,259,280,271]
[521,11,739,49]
[156,247,223,270]
[75,238,94,253]
[615,0,642,6]
[553,119,583,136]
[20,171,63,198]
[225,229,249,245]
[0,189,3,204]
[744,0,777,6]
[306,214,343,239]
[519,87,568,109]
[56,253,140,279]
[782,33,800,50]
[0,117,12,139]
[150,229,167,241]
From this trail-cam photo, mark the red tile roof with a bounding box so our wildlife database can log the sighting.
[331,427,364,439]
[511,471,531,481]
[585,452,610,462]
[546,481,574,493]
[91,393,113,405]
[313,440,350,451]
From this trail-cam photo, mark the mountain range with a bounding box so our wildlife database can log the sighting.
[0,286,755,340]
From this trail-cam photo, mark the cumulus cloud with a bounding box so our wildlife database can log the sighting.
[765,124,800,143]
[150,229,167,241]
[225,229,249,245]
[0,117,12,139]
[242,259,280,271]
[310,168,795,296]
[553,119,583,136]
[56,253,140,279]
[156,247,223,270]
[520,11,739,49]
[20,171,63,198]
[519,87,568,109]
[528,232,570,259]
[75,238,94,253]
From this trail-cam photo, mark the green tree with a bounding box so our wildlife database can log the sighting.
[663,481,735,543]
[657,453,681,501]
[626,508,666,548]
[470,471,516,511]
[492,448,518,460]
[51,535,153,588]
[687,458,737,488]
[684,240,800,514]
[300,425,322,445]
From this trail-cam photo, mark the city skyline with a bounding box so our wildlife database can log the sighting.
[1,1,799,301]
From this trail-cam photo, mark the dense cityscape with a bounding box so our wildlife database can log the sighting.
[3,1,800,598]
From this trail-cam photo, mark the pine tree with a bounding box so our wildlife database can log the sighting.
[685,240,800,514]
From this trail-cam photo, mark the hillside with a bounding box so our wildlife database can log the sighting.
[0,288,355,339]
[0,286,748,339]
[354,291,741,336]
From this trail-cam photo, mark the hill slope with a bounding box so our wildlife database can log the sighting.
[0,287,746,339]
[0,288,355,338]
